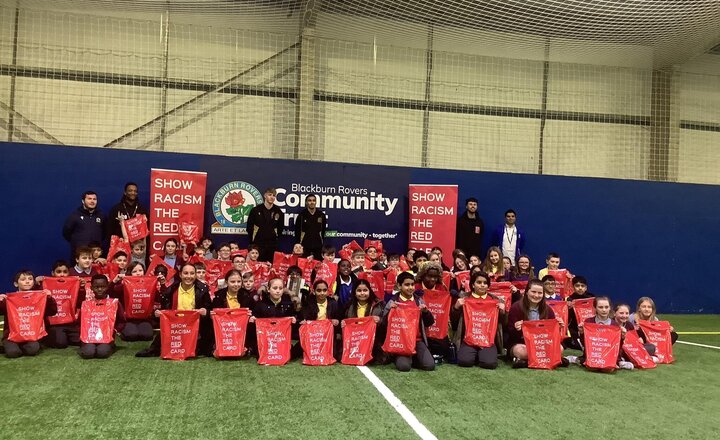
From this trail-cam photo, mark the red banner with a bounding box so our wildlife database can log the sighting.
[638,321,674,364]
[160,310,200,360]
[80,299,119,344]
[43,277,81,326]
[423,290,451,339]
[408,184,458,268]
[211,308,251,358]
[522,319,563,369]
[121,276,158,320]
[341,317,377,365]
[462,298,499,348]
[5,291,48,343]
[583,323,621,370]
[299,320,337,366]
[150,168,207,253]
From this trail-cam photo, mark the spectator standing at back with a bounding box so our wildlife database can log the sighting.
[455,197,484,258]
[491,209,526,263]
[63,191,105,260]
[246,187,284,262]
[294,194,327,260]
[106,182,149,240]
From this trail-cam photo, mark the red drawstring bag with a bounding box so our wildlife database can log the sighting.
[79,298,119,344]
[546,300,569,338]
[159,310,200,360]
[573,298,596,324]
[178,220,200,245]
[522,319,562,369]
[442,271,452,290]
[511,280,528,293]
[363,239,383,254]
[398,256,410,271]
[357,271,385,298]
[121,276,158,320]
[454,271,470,292]
[43,277,81,325]
[314,262,338,287]
[383,267,398,293]
[104,261,121,283]
[272,252,298,282]
[5,291,48,342]
[297,258,317,285]
[489,281,512,312]
[583,323,622,370]
[248,262,271,290]
[211,308,251,358]
[341,317,377,365]
[382,305,420,356]
[423,289,451,339]
[363,257,375,271]
[108,235,132,261]
[147,255,177,287]
[548,269,573,298]
[638,321,674,364]
[299,320,337,366]
[123,215,149,242]
[462,298,499,348]
[622,329,656,369]
[256,317,293,366]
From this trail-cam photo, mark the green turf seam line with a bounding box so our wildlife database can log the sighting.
[356,366,438,440]
[676,331,720,335]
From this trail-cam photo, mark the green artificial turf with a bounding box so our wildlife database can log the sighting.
[1,315,719,440]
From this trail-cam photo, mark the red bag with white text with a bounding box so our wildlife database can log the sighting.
[382,305,420,356]
[422,289,451,339]
[205,259,233,282]
[43,277,81,325]
[363,239,383,254]
[622,329,656,369]
[462,298,499,348]
[488,281,512,312]
[548,269,573,298]
[178,220,200,245]
[211,308,251,358]
[297,258,317,285]
[80,298,119,344]
[104,261,121,284]
[121,276,158,320]
[147,255,176,287]
[272,252,298,282]
[108,235,132,261]
[638,321,674,364]
[338,240,363,261]
[299,319,337,366]
[341,317,377,365]
[383,267,398,293]
[454,271,470,292]
[5,291,48,343]
[583,323,622,370]
[159,310,200,360]
[248,261,271,290]
[522,319,562,369]
[314,262,338,287]
[123,215,149,243]
[546,300,569,338]
[573,298,596,324]
[357,271,385,298]
[256,317,293,366]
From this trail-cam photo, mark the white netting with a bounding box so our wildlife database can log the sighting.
[1,0,720,183]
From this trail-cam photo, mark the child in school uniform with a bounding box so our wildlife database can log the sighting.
[629,296,679,345]
[78,275,126,359]
[343,279,387,363]
[564,275,594,350]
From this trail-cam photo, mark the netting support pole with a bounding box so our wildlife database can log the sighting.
[6,1,20,142]
[537,38,551,175]
[648,68,680,182]
[294,0,320,161]
[421,24,434,168]
[158,9,171,151]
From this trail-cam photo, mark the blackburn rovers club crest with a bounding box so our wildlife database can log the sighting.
[211,181,263,234]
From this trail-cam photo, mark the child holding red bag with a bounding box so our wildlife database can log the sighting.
[382,272,436,372]
[299,279,341,360]
[569,297,633,370]
[342,279,387,363]
[614,303,657,359]
[451,272,505,369]
[1,270,57,358]
[506,279,566,368]
[79,275,126,359]
[564,275,594,350]
[629,296,678,345]
[117,262,163,342]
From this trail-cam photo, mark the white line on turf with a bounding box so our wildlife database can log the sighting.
[356,366,438,440]
[677,340,720,350]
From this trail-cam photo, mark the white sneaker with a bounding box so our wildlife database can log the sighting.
[618,361,634,370]
[651,356,659,363]
[565,355,580,364]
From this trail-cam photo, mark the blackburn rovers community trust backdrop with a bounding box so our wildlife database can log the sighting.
[1,141,719,314]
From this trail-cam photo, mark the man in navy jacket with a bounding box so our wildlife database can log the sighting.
[491,209,525,263]
[63,191,106,259]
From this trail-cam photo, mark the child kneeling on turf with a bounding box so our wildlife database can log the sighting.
[383,272,436,372]
[79,275,126,359]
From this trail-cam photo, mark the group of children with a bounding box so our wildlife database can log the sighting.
[1,239,677,372]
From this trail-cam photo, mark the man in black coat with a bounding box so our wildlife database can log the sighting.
[106,182,149,240]
[246,187,284,262]
[294,194,327,259]
[62,191,106,260]
[455,197,484,259]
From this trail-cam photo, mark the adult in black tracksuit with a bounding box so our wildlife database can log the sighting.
[294,195,327,260]
[455,197,484,259]
[106,182,149,240]
[246,188,284,262]
[62,191,106,260]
